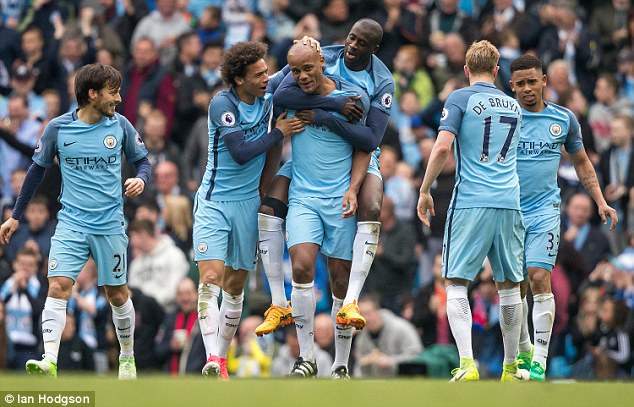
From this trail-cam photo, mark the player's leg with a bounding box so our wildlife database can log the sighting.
[490,209,525,382]
[193,194,230,376]
[527,266,554,381]
[26,228,87,377]
[444,208,493,382]
[321,197,357,378]
[328,257,353,379]
[95,232,137,379]
[517,279,533,373]
[256,168,292,336]
[340,157,382,313]
[523,212,558,381]
[212,197,259,379]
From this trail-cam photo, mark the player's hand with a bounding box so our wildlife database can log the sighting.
[294,110,315,125]
[124,178,145,197]
[275,112,304,136]
[341,96,364,122]
[342,189,358,218]
[0,217,19,245]
[598,203,618,231]
[417,191,435,227]
[294,35,321,54]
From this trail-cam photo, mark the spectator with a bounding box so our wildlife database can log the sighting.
[562,193,612,271]
[319,0,354,45]
[131,0,191,65]
[599,114,634,238]
[538,0,602,100]
[0,248,43,369]
[589,74,633,154]
[126,287,166,370]
[0,301,7,369]
[365,196,416,310]
[162,195,193,253]
[17,25,63,96]
[119,37,175,133]
[226,316,272,377]
[222,0,256,47]
[152,160,187,209]
[544,59,573,104]
[591,298,631,378]
[314,312,335,359]
[139,109,181,168]
[353,295,422,377]
[0,64,46,119]
[0,94,41,199]
[392,45,434,110]
[430,33,467,92]
[5,195,54,264]
[57,312,95,371]
[127,219,189,312]
[155,277,205,375]
[197,6,225,45]
[591,0,631,72]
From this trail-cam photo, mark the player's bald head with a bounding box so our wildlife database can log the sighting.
[288,42,322,63]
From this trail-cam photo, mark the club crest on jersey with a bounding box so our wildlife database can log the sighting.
[549,123,562,136]
[198,242,208,253]
[441,108,448,121]
[49,259,58,270]
[103,135,117,149]
[380,93,392,109]
[221,112,236,126]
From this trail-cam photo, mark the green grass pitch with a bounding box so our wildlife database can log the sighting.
[1,374,633,407]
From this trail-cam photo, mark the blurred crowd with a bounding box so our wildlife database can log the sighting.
[1,0,634,379]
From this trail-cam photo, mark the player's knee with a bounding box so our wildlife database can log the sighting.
[105,285,129,307]
[358,201,381,222]
[260,197,288,220]
[331,276,349,298]
[292,263,313,284]
[47,277,74,300]
[529,268,551,294]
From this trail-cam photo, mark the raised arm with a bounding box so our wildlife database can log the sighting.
[309,107,389,152]
[273,72,352,114]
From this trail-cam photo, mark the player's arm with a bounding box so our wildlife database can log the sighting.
[342,151,371,218]
[417,130,455,226]
[570,148,618,230]
[119,115,151,197]
[294,107,388,153]
[565,110,618,230]
[273,73,364,121]
[224,112,304,165]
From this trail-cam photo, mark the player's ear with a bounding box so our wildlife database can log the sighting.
[87,88,98,102]
[235,76,244,86]
[542,73,548,87]
[463,65,469,80]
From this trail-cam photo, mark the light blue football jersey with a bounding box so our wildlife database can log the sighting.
[322,45,395,115]
[289,77,370,198]
[33,111,147,235]
[199,83,275,201]
[439,82,522,210]
[517,103,583,215]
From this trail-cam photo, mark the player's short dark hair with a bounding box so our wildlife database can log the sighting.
[75,63,122,107]
[128,219,156,237]
[510,54,543,74]
[353,18,383,48]
[221,41,267,87]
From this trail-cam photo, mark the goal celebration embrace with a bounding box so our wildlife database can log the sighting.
[0,0,633,390]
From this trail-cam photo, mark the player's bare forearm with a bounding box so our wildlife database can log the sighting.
[350,150,371,193]
[572,149,619,229]
[571,149,607,207]
[260,141,283,197]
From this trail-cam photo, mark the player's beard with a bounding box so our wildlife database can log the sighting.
[98,101,117,118]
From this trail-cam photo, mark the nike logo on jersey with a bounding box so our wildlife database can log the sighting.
[63,141,78,147]
[114,273,124,279]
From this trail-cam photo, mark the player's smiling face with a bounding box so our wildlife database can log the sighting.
[93,85,121,118]
[288,48,324,94]
[236,58,269,99]
[344,25,377,70]
[510,68,546,110]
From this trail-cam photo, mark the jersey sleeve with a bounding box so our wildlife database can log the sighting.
[563,109,584,154]
[267,66,290,93]
[321,46,342,67]
[370,77,395,115]
[209,94,240,138]
[119,114,148,162]
[32,121,59,168]
[438,90,466,136]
